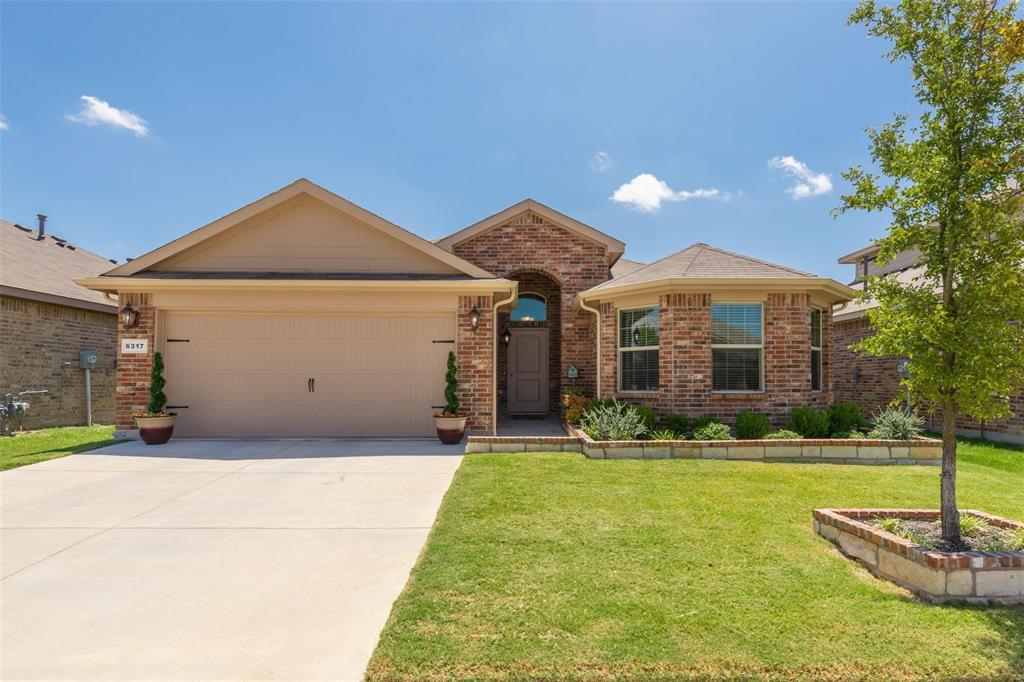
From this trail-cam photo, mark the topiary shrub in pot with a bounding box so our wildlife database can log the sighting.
[433,351,467,444]
[133,352,176,445]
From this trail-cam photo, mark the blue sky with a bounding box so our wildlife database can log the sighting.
[1,1,917,280]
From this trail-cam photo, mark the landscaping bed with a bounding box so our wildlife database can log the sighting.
[369,437,1024,681]
[814,509,1024,604]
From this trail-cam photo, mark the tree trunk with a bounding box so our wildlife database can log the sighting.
[940,404,961,547]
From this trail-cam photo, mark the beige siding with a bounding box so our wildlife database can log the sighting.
[162,311,455,437]
[151,195,461,275]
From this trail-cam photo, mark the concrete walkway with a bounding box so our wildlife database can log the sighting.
[1,438,463,681]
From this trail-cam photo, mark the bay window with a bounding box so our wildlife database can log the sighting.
[618,306,659,391]
[711,303,763,392]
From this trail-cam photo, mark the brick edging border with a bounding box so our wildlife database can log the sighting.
[466,426,942,464]
[814,508,1024,603]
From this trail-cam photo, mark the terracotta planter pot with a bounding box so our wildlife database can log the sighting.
[135,414,176,445]
[433,415,467,444]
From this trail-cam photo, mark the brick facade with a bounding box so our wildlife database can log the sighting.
[495,270,561,413]
[0,295,116,429]
[599,292,830,425]
[114,293,156,433]
[452,210,610,408]
[834,316,1024,443]
[456,295,493,433]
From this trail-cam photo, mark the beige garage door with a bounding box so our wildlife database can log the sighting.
[162,312,455,437]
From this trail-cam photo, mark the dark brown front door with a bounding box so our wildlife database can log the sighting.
[507,328,549,414]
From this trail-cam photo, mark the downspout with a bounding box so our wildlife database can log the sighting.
[492,286,517,435]
[578,295,602,399]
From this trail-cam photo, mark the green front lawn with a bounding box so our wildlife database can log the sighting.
[369,439,1024,681]
[0,425,123,471]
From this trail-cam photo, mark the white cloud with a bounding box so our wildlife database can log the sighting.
[591,151,613,172]
[610,173,729,212]
[66,95,148,136]
[0,114,8,131]
[768,155,832,199]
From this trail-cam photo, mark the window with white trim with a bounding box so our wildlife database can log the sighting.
[810,307,823,391]
[618,306,659,392]
[711,303,763,392]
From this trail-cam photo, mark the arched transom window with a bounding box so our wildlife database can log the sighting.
[510,292,547,322]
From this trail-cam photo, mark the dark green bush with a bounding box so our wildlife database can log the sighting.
[665,413,690,435]
[734,410,772,440]
[689,414,722,435]
[785,406,830,438]
[630,403,658,431]
[828,403,867,436]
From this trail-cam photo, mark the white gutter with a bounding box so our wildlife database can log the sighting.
[578,296,602,399]
[492,286,518,435]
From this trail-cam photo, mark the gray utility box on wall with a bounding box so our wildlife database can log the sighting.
[79,350,98,370]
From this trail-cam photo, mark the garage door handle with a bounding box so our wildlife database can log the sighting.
[307,378,312,393]
[311,378,315,393]
[166,405,189,409]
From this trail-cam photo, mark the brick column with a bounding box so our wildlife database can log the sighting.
[456,295,494,433]
[115,293,155,436]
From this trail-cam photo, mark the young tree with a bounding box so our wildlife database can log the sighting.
[836,0,1024,546]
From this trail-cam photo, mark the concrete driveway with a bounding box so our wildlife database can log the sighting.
[1,438,463,681]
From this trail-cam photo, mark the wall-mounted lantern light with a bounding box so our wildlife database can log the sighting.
[120,303,139,329]
[469,306,481,332]
[502,328,511,347]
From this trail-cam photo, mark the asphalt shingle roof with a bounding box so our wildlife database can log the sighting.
[1,220,117,309]
[591,242,815,290]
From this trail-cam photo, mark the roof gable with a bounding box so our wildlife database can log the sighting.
[435,199,625,262]
[105,179,493,279]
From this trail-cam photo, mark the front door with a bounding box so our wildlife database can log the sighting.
[507,328,549,414]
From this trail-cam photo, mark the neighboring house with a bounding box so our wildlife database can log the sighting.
[833,243,1024,445]
[1,217,118,428]
[78,179,853,438]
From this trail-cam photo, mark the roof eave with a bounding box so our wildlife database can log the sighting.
[76,276,517,294]
[577,277,857,306]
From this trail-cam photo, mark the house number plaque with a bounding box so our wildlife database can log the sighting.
[121,339,149,354]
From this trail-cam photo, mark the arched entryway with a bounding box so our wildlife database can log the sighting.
[497,270,561,416]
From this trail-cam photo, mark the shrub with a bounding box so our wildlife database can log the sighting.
[959,515,985,538]
[876,517,904,535]
[580,399,648,441]
[832,430,866,439]
[828,403,867,436]
[560,390,590,424]
[585,398,622,415]
[692,422,734,441]
[630,403,658,431]
[785,406,830,438]
[734,410,771,440]
[689,414,722,435]
[665,413,690,435]
[763,429,802,440]
[649,428,680,441]
[148,352,167,414]
[868,408,924,440]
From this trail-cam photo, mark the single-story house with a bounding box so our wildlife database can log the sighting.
[833,243,1024,445]
[1,217,118,429]
[79,179,854,438]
